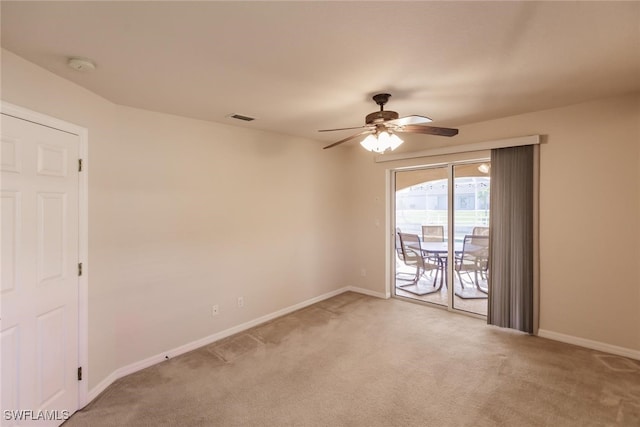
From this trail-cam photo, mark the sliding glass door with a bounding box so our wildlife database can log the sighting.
[393,160,490,316]
[395,166,448,307]
[451,162,490,315]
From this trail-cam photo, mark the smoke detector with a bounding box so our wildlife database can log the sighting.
[67,57,96,72]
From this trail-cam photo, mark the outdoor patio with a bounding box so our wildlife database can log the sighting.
[395,262,488,316]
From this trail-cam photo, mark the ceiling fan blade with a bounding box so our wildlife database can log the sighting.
[397,125,459,137]
[318,125,371,132]
[323,130,373,149]
[384,115,432,127]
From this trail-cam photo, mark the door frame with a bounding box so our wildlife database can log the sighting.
[1,101,89,408]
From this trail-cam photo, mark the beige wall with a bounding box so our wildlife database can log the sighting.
[3,46,639,395]
[1,49,351,388]
[347,93,640,352]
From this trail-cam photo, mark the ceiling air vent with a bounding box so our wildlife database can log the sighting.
[228,113,256,122]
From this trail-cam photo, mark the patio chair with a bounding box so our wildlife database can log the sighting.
[398,232,442,287]
[395,228,417,282]
[421,225,445,271]
[454,235,489,293]
[471,226,489,236]
[470,227,489,279]
[422,225,445,242]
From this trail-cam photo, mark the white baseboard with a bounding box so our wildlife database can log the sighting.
[87,370,120,403]
[348,285,389,299]
[88,286,352,403]
[537,329,640,361]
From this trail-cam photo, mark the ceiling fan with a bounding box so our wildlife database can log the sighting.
[320,93,458,152]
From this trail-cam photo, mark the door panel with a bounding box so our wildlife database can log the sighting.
[394,167,448,305]
[1,326,20,417]
[37,144,68,177]
[37,193,67,284]
[1,113,79,425]
[1,191,20,293]
[452,162,490,316]
[1,136,22,172]
[37,307,66,407]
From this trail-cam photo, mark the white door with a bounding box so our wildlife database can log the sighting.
[1,113,79,426]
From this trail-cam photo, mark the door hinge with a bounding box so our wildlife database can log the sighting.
[78,159,83,172]
[78,262,83,276]
[77,367,82,381]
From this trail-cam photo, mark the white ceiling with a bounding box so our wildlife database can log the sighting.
[2,1,639,145]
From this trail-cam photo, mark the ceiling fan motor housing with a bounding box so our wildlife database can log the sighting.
[366,110,399,124]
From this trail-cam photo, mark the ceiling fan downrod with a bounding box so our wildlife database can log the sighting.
[372,93,391,110]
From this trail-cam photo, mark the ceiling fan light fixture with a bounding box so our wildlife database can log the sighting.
[389,132,404,150]
[360,131,403,153]
[360,134,379,152]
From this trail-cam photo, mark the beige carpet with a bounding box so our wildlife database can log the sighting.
[65,292,640,426]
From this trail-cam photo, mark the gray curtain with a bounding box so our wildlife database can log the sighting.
[488,145,534,333]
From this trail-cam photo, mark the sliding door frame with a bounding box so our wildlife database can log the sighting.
[389,157,490,318]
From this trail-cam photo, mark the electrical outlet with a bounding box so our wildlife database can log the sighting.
[212,305,219,316]
[237,296,244,308]
[361,268,367,277]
